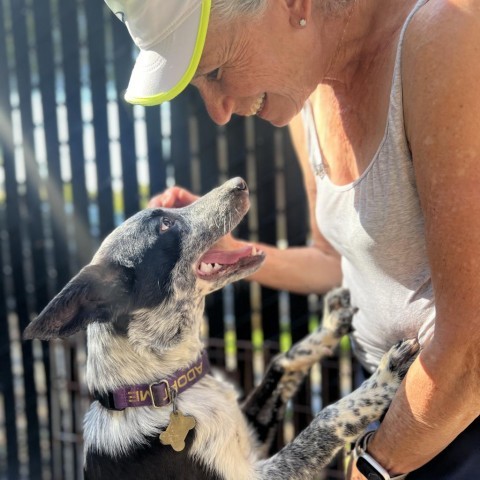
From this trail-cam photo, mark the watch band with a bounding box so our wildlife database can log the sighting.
[354,431,408,480]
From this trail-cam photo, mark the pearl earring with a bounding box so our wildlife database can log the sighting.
[299,18,307,27]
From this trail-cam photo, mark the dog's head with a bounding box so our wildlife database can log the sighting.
[23,178,265,342]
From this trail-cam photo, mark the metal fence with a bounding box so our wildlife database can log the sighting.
[0,1,360,479]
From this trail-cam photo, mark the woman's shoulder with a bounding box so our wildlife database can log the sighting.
[403,0,480,59]
[402,0,480,141]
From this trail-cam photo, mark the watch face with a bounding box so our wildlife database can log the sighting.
[356,456,386,480]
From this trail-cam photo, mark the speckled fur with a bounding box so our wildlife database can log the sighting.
[23,178,419,480]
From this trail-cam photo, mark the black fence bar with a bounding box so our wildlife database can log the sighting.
[9,0,44,477]
[170,89,193,191]
[254,119,279,345]
[32,0,66,475]
[58,0,92,269]
[111,14,139,219]
[145,105,165,197]
[85,0,115,239]
[0,4,20,477]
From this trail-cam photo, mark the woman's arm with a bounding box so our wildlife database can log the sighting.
[355,2,480,475]
[247,112,342,294]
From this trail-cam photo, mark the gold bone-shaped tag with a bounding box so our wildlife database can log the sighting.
[159,411,196,452]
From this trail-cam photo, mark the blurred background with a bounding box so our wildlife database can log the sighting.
[0,1,361,478]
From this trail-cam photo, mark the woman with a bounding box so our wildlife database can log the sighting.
[105,0,480,478]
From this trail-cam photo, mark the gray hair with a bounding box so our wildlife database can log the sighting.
[210,0,355,22]
[210,0,268,22]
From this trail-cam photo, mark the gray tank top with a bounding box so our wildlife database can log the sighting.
[302,0,434,372]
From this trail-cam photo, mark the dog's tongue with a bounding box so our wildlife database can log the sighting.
[201,245,253,265]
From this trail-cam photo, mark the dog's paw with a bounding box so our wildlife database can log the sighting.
[375,338,420,385]
[322,288,357,338]
[325,287,351,311]
[332,308,357,338]
[341,338,420,433]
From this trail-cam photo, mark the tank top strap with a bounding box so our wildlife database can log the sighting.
[302,0,429,175]
[388,0,429,140]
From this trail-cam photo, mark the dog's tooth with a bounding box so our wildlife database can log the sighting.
[200,262,212,273]
[213,263,222,271]
[252,246,257,256]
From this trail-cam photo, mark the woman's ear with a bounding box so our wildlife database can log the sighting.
[286,0,312,28]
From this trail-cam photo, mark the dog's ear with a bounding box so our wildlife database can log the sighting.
[23,263,132,340]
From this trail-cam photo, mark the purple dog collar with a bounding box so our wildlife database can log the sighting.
[93,350,210,410]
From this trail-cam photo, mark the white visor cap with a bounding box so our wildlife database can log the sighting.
[104,0,211,106]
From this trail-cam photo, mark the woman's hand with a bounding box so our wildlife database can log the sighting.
[148,186,199,208]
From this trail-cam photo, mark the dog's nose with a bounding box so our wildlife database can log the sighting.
[231,177,248,192]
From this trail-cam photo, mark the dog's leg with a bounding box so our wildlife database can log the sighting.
[255,337,419,479]
[242,288,355,455]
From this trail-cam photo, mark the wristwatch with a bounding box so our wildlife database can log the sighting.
[354,431,408,480]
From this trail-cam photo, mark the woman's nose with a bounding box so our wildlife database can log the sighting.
[197,86,234,125]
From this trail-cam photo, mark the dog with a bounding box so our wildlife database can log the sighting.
[24,177,418,480]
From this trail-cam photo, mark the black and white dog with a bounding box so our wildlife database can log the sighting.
[24,178,418,479]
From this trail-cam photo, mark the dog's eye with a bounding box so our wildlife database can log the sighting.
[160,217,174,232]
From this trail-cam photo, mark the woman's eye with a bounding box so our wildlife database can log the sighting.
[160,217,174,232]
[206,67,222,81]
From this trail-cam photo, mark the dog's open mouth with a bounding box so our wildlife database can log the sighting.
[197,245,265,280]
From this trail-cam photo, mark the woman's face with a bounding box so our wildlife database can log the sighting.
[191,4,317,127]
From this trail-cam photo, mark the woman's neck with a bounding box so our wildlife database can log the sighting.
[316,0,419,88]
